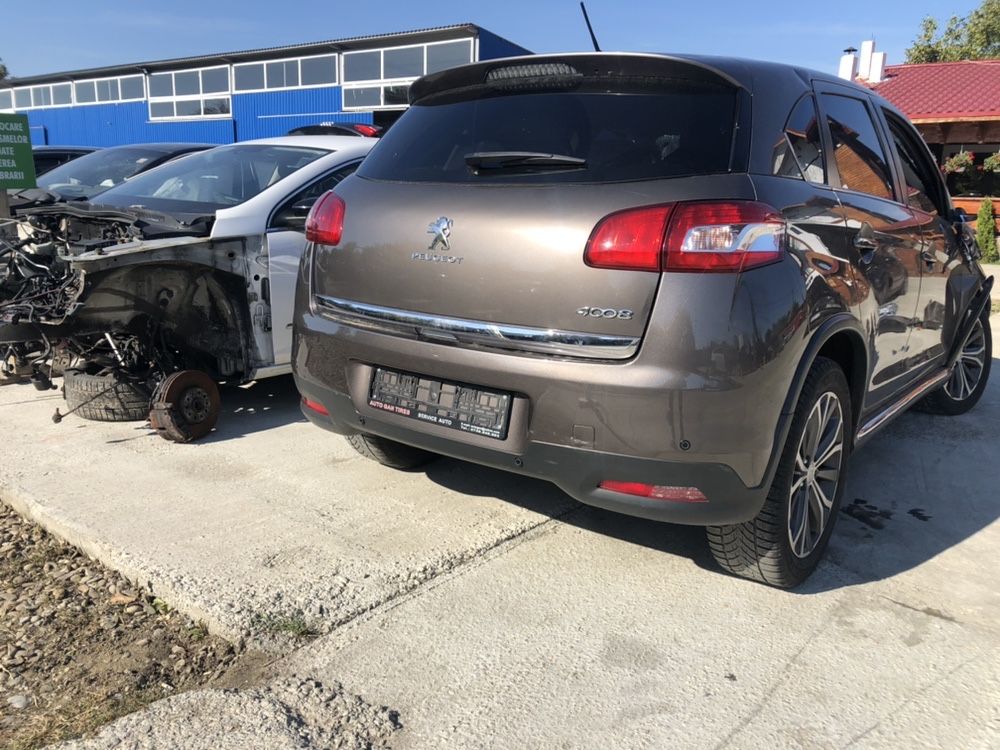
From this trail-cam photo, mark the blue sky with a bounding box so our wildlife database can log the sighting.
[1,0,974,78]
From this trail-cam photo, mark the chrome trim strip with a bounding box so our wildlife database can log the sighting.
[856,369,949,441]
[313,295,640,360]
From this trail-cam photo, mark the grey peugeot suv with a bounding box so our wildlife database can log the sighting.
[292,53,993,587]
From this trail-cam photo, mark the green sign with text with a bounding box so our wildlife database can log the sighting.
[0,114,35,190]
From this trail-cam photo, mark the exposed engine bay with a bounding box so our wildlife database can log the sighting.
[1,204,274,414]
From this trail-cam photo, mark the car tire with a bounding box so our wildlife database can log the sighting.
[916,307,991,416]
[707,357,852,588]
[63,368,152,423]
[346,433,436,470]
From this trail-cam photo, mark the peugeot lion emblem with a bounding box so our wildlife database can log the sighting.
[427,217,453,252]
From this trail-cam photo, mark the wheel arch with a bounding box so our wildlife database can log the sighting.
[758,314,868,491]
[73,262,256,380]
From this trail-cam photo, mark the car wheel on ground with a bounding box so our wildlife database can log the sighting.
[63,368,152,422]
[917,307,992,416]
[347,433,436,470]
[707,357,852,588]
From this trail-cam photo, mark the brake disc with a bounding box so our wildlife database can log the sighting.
[149,370,221,443]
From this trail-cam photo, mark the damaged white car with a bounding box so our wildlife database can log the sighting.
[0,135,374,440]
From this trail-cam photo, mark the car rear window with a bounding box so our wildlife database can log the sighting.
[358,88,737,184]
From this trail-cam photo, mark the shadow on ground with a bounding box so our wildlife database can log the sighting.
[422,357,1000,593]
[202,376,307,443]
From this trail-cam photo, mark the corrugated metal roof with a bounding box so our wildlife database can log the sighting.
[871,59,1000,122]
[2,23,491,87]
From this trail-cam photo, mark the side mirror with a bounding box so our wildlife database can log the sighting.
[272,201,315,230]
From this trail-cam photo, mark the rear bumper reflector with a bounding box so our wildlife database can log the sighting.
[599,480,708,503]
[302,397,330,416]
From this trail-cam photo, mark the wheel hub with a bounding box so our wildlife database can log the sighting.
[945,318,986,402]
[180,387,211,424]
[148,369,221,443]
[788,391,845,559]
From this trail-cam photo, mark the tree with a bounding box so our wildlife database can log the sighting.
[977,198,998,263]
[905,0,1000,63]
[0,59,7,80]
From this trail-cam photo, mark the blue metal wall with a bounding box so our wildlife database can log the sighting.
[25,102,234,146]
[478,29,532,61]
[231,87,372,141]
[21,86,373,146]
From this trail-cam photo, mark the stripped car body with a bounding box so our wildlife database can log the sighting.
[1,137,374,430]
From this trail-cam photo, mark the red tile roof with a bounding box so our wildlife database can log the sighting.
[871,59,1000,122]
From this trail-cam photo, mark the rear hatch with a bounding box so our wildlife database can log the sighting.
[312,54,751,354]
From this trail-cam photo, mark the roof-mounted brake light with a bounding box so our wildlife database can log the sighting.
[486,63,582,91]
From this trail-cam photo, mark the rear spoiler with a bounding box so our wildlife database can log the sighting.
[408,52,748,105]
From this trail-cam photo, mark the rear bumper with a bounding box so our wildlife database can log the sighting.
[295,371,769,526]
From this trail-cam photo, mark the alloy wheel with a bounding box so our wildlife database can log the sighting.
[944,318,987,401]
[787,391,845,559]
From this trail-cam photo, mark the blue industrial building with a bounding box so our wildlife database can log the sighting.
[0,25,529,146]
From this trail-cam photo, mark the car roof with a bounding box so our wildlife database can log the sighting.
[33,145,100,153]
[101,142,215,154]
[240,135,376,150]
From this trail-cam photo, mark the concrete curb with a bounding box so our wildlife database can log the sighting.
[0,479,245,646]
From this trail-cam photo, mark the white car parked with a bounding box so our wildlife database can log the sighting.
[1,136,375,439]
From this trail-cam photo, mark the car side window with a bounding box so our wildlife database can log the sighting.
[269,161,360,230]
[772,95,826,184]
[820,94,895,201]
[883,111,941,216]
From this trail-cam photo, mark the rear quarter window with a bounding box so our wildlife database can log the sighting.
[358,87,737,184]
[772,95,826,184]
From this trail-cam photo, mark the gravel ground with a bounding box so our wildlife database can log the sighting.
[0,503,269,749]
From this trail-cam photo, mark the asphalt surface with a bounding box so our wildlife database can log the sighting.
[2,327,999,748]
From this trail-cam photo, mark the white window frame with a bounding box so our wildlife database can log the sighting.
[116,75,147,102]
[341,38,474,111]
[0,88,14,112]
[147,65,232,121]
[50,82,75,107]
[12,87,33,110]
[232,52,340,94]
[8,75,148,111]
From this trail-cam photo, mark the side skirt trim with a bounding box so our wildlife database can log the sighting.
[856,368,949,444]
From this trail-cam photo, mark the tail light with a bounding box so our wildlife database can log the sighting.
[351,124,381,137]
[598,480,707,503]
[305,191,345,246]
[583,205,672,271]
[585,201,785,273]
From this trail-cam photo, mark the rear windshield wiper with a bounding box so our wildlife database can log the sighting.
[465,151,587,174]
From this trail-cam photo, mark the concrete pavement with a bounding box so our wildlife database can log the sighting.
[2,328,999,748]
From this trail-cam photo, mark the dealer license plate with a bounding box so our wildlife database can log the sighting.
[368,367,512,440]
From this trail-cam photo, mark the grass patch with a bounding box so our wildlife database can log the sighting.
[252,611,319,639]
[186,623,208,641]
[10,689,157,750]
